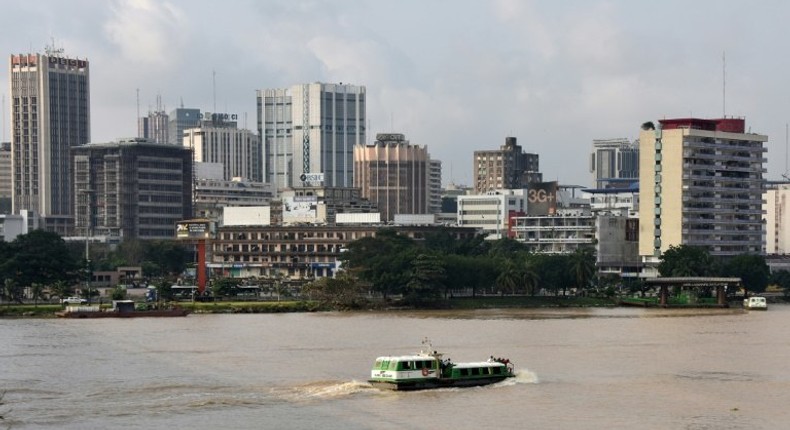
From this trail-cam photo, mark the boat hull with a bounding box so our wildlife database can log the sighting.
[369,374,513,391]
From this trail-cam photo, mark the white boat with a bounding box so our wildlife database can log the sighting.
[743,296,767,310]
[368,338,515,391]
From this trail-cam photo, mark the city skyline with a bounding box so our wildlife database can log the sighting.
[3,1,790,187]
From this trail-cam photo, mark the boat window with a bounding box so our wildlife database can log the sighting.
[402,361,412,370]
[374,359,383,369]
[460,368,469,376]
[493,366,502,374]
[388,361,397,370]
[471,368,480,376]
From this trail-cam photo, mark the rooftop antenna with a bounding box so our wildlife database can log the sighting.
[2,93,6,142]
[722,51,726,117]
[180,97,184,109]
[212,70,217,114]
[136,88,140,138]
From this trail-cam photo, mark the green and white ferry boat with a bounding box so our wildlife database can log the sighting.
[368,339,515,391]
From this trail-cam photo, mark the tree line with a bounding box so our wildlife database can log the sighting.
[0,230,190,304]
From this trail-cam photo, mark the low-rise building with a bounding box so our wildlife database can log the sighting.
[210,225,477,280]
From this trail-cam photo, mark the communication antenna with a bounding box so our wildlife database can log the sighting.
[212,70,217,114]
[44,37,64,56]
[2,94,6,142]
[722,51,726,117]
[136,88,140,138]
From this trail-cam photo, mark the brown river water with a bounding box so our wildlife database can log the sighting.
[2,305,789,429]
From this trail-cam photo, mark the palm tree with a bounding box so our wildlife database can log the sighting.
[495,261,521,296]
[569,247,596,294]
[522,260,540,296]
[30,283,47,307]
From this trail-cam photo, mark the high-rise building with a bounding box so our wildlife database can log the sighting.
[354,133,432,221]
[168,107,201,146]
[429,159,443,214]
[139,107,169,145]
[474,137,541,194]
[72,138,193,240]
[0,142,11,214]
[9,52,90,232]
[257,83,366,192]
[763,182,790,255]
[183,116,261,182]
[638,118,766,263]
[590,138,639,189]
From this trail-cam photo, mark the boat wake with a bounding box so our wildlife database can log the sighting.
[497,369,539,386]
[273,380,377,402]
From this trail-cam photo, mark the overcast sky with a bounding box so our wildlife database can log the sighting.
[3,0,790,188]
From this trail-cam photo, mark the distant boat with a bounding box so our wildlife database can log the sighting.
[55,300,190,318]
[368,338,515,391]
[743,296,767,310]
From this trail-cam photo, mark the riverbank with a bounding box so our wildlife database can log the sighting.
[0,296,616,317]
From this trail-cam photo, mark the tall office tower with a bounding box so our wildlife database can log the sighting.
[168,107,201,146]
[183,116,262,182]
[590,138,639,189]
[257,83,366,192]
[474,137,541,194]
[138,107,169,144]
[353,133,430,221]
[638,118,766,262]
[9,52,90,232]
[763,182,790,255]
[72,138,193,240]
[429,159,443,214]
[0,142,10,214]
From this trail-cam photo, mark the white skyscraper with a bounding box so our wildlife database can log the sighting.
[256,83,366,192]
[9,51,90,233]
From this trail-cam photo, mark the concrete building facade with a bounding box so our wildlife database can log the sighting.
[168,107,201,146]
[0,142,10,213]
[590,138,639,189]
[72,138,193,240]
[257,83,366,192]
[474,137,541,194]
[457,189,527,239]
[9,52,90,233]
[764,182,790,255]
[353,133,431,221]
[183,118,261,182]
[638,118,767,262]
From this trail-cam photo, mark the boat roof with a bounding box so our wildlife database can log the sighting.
[374,354,438,362]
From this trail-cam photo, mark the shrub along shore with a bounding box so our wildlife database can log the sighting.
[0,296,620,318]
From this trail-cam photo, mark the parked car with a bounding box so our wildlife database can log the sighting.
[61,297,87,305]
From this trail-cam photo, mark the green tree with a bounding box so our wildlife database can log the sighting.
[303,273,366,309]
[522,259,540,296]
[722,254,770,294]
[153,278,176,304]
[212,277,242,299]
[495,260,522,296]
[3,230,80,289]
[141,240,190,278]
[2,279,22,305]
[658,245,714,277]
[404,253,445,304]
[29,283,47,307]
[769,270,790,294]
[110,285,128,301]
[341,229,417,298]
[569,247,596,291]
[49,280,74,302]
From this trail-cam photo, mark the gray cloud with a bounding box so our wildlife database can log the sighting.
[2,0,790,187]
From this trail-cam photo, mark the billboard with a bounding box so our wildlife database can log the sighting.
[527,181,558,216]
[176,220,215,240]
[283,196,320,224]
